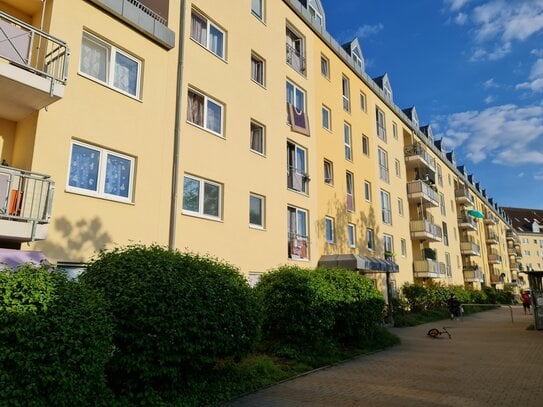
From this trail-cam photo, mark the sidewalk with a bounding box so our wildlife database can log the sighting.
[222,306,542,407]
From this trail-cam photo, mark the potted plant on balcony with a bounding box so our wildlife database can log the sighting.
[384,251,395,260]
[423,247,436,260]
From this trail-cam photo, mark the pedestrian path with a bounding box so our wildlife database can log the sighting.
[222,306,542,406]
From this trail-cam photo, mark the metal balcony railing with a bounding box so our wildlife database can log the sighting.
[414,259,446,278]
[126,0,167,25]
[454,187,475,206]
[287,166,309,194]
[410,219,442,241]
[0,165,54,239]
[406,180,439,206]
[404,143,436,170]
[379,165,389,183]
[286,43,305,74]
[0,11,69,86]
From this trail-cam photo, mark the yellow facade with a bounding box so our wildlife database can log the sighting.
[0,0,516,296]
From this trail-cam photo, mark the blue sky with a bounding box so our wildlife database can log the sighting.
[321,0,543,210]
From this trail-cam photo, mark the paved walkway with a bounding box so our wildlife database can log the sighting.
[222,306,543,407]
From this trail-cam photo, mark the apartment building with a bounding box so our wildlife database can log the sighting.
[0,0,518,297]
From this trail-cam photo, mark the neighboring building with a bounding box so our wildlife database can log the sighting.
[0,0,518,298]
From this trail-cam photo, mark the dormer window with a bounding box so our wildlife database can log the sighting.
[352,45,363,70]
[307,0,326,28]
[412,109,419,129]
[309,5,323,26]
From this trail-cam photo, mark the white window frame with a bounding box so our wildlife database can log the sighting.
[248,272,263,288]
[362,135,369,156]
[251,0,264,21]
[67,140,135,203]
[322,105,331,130]
[376,107,386,142]
[321,54,330,79]
[383,234,394,253]
[360,91,367,112]
[392,121,398,140]
[401,238,407,257]
[344,122,352,161]
[346,171,355,212]
[288,205,309,260]
[381,189,392,225]
[440,193,446,216]
[251,52,265,86]
[190,10,226,59]
[398,197,404,216]
[395,159,401,178]
[367,228,375,251]
[286,79,306,111]
[324,160,333,185]
[249,193,265,229]
[378,148,389,183]
[79,32,142,99]
[325,216,335,244]
[287,141,309,194]
[348,223,356,248]
[182,174,222,220]
[342,75,350,112]
[250,120,265,155]
[187,88,224,136]
[286,25,305,75]
[364,180,372,202]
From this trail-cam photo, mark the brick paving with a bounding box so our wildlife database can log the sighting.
[222,306,543,407]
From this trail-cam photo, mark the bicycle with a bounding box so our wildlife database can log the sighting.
[427,326,451,339]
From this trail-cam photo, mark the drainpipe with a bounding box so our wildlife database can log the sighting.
[169,0,187,250]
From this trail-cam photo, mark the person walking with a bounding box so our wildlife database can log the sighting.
[448,293,461,320]
[521,290,532,315]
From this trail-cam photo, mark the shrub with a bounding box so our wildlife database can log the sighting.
[0,264,113,406]
[256,265,385,353]
[81,245,261,400]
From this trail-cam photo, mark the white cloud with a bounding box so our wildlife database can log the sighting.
[531,49,543,57]
[518,172,525,177]
[354,23,384,38]
[437,104,543,165]
[483,78,499,88]
[516,59,543,92]
[445,0,471,12]
[470,42,512,61]
[535,173,543,180]
[455,12,468,25]
[484,95,495,104]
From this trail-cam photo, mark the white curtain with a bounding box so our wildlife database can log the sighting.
[190,12,207,45]
[80,36,107,82]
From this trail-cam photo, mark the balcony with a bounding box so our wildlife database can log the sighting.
[410,219,442,242]
[287,166,309,194]
[406,180,439,207]
[404,143,436,172]
[463,265,484,282]
[0,165,54,242]
[460,240,481,256]
[506,230,518,242]
[0,10,69,121]
[486,233,499,245]
[488,253,502,264]
[414,259,446,279]
[458,214,478,231]
[286,43,306,75]
[484,214,497,225]
[454,187,475,207]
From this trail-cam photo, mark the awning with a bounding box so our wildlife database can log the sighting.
[467,209,485,219]
[318,254,399,273]
[0,248,49,270]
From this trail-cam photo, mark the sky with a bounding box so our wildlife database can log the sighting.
[321,0,543,210]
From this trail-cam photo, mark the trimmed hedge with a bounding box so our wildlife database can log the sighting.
[81,245,262,400]
[0,264,113,406]
[256,265,385,354]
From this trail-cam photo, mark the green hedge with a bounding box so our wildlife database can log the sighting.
[81,245,262,401]
[256,265,385,354]
[0,265,113,406]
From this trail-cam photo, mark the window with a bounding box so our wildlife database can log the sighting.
[249,193,265,228]
[342,75,350,111]
[309,5,324,26]
[398,197,404,216]
[287,141,308,193]
[182,175,222,219]
[383,234,393,253]
[378,148,389,183]
[80,32,141,98]
[250,120,265,155]
[67,141,134,202]
[346,171,355,212]
[401,238,407,257]
[380,189,392,224]
[288,206,309,260]
[360,91,367,112]
[187,88,224,136]
[251,53,265,86]
[364,181,372,202]
[437,164,443,186]
[362,135,369,156]
[392,122,398,140]
[440,193,446,216]
[348,223,356,248]
[443,222,449,246]
[395,159,401,178]
[322,105,331,130]
[325,217,335,243]
[445,253,452,277]
[448,173,452,186]
[321,54,330,78]
[376,107,386,141]
[286,26,305,74]
[344,122,352,160]
[190,10,225,58]
[367,228,375,251]
[286,80,305,111]
[248,272,263,288]
[251,0,264,20]
[324,160,333,185]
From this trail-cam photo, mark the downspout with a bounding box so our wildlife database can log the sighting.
[169,0,187,250]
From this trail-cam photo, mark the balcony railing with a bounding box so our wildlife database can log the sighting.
[0,165,54,242]
[286,43,305,74]
[484,214,497,225]
[460,240,481,256]
[287,166,309,194]
[463,265,484,282]
[404,142,436,172]
[288,233,309,260]
[406,180,439,207]
[486,233,499,245]
[488,253,502,264]
[454,187,475,207]
[0,11,69,85]
[458,214,478,231]
[414,259,446,279]
[379,165,389,183]
[410,219,442,242]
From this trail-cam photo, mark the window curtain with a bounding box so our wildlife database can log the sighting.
[69,144,100,192]
[206,99,222,133]
[187,91,204,126]
[80,36,108,82]
[190,12,207,45]
[104,154,131,198]
[114,52,138,96]
[209,25,224,57]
